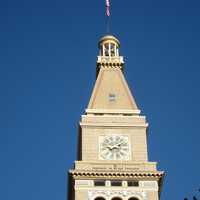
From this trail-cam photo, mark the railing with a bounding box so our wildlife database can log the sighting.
[97,56,124,64]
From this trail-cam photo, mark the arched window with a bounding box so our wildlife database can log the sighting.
[111,197,122,200]
[128,197,139,200]
[94,197,106,200]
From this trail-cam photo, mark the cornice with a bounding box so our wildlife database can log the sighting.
[86,109,141,115]
[79,122,148,128]
[69,170,164,179]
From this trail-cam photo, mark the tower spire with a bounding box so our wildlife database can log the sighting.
[88,35,139,115]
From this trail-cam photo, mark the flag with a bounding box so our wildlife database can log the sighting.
[106,0,110,16]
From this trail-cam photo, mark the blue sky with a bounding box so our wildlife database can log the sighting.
[0,0,200,199]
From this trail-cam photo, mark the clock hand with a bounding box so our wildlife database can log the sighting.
[107,144,117,150]
[111,144,121,150]
[117,141,126,147]
[107,145,113,150]
[113,143,122,148]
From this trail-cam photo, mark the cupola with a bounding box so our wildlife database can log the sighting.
[98,35,120,57]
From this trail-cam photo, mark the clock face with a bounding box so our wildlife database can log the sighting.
[99,135,130,160]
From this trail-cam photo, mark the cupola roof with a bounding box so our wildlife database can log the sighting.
[98,35,120,48]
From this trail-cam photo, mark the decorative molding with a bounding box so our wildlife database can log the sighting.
[88,190,147,200]
[70,170,164,179]
[75,161,157,172]
[140,181,158,190]
[85,109,141,115]
[80,123,148,128]
[75,180,93,187]
[97,56,124,67]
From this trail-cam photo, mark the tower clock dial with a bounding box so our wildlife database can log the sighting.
[99,135,131,160]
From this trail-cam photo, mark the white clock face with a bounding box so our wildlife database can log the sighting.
[99,135,131,160]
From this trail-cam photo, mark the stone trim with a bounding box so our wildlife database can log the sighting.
[69,170,164,179]
[97,63,124,68]
[88,190,147,200]
[80,122,148,128]
[85,109,141,115]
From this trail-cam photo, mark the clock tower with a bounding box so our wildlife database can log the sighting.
[68,35,164,200]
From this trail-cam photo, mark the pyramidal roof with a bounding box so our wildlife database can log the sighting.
[86,35,140,115]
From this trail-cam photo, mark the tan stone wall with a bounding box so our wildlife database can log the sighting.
[147,191,159,200]
[81,126,148,162]
[74,179,160,200]
[74,161,157,171]
[75,189,88,200]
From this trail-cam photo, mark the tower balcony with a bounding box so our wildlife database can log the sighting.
[97,56,124,67]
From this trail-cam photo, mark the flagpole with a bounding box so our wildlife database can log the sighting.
[105,0,111,34]
[106,15,110,34]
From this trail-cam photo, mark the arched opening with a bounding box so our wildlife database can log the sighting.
[128,197,139,200]
[100,42,118,57]
[94,197,106,200]
[111,197,122,200]
[98,35,120,58]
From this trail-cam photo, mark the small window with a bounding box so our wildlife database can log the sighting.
[127,181,139,187]
[94,180,106,186]
[109,93,116,102]
[111,180,122,186]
